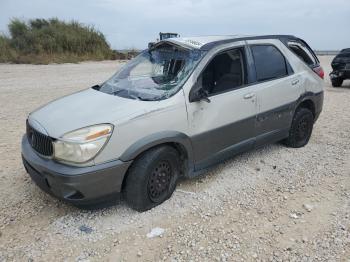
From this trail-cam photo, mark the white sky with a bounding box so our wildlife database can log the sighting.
[0,0,349,50]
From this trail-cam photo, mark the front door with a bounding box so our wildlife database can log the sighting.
[185,46,258,170]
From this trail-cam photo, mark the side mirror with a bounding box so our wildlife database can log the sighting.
[199,89,211,103]
[189,88,211,103]
[189,79,211,103]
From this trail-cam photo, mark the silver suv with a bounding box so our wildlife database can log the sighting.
[22,35,324,211]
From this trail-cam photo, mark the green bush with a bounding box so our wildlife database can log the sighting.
[0,18,115,64]
[0,35,18,63]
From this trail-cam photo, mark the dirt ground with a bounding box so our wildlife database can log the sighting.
[0,56,349,261]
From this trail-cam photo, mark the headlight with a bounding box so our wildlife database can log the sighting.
[53,124,113,163]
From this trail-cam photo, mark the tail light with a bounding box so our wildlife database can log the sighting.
[313,66,324,79]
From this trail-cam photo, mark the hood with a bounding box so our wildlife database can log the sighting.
[29,88,159,138]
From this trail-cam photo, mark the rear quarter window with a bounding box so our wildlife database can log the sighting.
[288,42,317,66]
[251,45,289,82]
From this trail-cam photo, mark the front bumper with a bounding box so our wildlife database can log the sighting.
[21,135,132,206]
[330,69,350,79]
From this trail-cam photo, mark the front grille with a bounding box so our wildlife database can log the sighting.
[338,63,346,70]
[26,121,53,156]
[332,62,346,70]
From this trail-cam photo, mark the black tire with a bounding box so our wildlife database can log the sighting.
[123,145,180,212]
[331,78,343,87]
[284,108,314,148]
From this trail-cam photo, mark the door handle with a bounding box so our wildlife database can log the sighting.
[243,93,255,99]
[292,79,300,86]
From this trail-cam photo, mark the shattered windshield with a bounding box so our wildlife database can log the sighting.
[97,43,206,100]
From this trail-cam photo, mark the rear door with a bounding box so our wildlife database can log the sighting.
[247,40,303,146]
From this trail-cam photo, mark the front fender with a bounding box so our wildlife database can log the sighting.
[119,131,194,173]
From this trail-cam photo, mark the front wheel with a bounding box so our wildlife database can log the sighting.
[284,108,314,148]
[123,146,180,212]
[331,78,343,87]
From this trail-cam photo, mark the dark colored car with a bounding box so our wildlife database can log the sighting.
[330,48,350,87]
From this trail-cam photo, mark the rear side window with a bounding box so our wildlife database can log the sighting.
[288,42,317,66]
[251,45,288,81]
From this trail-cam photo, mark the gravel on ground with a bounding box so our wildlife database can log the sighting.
[0,56,349,261]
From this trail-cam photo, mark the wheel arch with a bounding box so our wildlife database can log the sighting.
[294,91,323,120]
[119,131,194,176]
[119,132,194,193]
[296,98,316,118]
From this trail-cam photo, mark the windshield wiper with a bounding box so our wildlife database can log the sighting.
[129,94,153,101]
[112,89,125,95]
[137,96,153,101]
[113,90,153,101]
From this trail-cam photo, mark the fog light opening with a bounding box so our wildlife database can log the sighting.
[66,191,84,200]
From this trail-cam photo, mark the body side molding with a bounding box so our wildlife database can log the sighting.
[119,91,323,179]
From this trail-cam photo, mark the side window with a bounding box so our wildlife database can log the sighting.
[251,45,288,82]
[288,42,316,66]
[201,48,245,95]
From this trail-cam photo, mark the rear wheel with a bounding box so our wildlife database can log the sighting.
[123,145,180,212]
[284,108,314,148]
[331,78,343,87]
